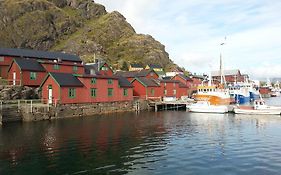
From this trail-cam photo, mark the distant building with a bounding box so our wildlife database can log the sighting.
[145,64,165,78]
[115,69,159,81]
[129,63,143,71]
[211,69,246,84]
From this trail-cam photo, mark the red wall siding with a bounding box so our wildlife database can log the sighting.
[161,82,178,97]
[131,80,162,99]
[7,62,21,85]
[145,72,159,79]
[177,87,188,98]
[41,76,61,103]
[21,71,47,86]
[0,56,14,78]
[98,63,114,76]
[41,63,84,74]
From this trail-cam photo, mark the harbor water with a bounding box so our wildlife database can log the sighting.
[1,97,281,174]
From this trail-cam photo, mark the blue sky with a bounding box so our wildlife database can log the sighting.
[95,0,281,79]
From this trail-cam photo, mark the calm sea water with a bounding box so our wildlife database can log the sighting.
[1,97,281,175]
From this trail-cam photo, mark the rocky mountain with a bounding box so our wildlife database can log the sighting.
[0,0,176,70]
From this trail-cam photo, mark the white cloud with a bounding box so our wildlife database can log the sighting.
[95,0,281,79]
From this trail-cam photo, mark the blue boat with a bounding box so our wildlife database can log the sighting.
[228,85,250,104]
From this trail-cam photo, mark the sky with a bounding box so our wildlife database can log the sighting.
[95,0,281,80]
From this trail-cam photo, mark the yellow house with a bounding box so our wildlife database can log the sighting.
[145,64,163,72]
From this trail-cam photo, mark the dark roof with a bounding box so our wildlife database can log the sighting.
[84,64,100,75]
[148,64,162,69]
[12,58,45,72]
[162,76,172,80]
[50,72,83,87]
[115,69,154,78]
[133,77,159,87]
[191,74,205,79]
[0,48,81,62]
[130,63,143,68]
[177,74,192,81]
[78,74,118,79]
[116,76,133,88]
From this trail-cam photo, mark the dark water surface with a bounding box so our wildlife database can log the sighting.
[1,99,281,174]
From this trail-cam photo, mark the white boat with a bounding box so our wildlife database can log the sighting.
[187,101,228,113]
[234,100,281,115]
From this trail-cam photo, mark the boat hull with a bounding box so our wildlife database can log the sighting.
[194,95,231,105]
[233,94,250,104]
[250,92,260,101]
[187,105,228,114]
[234,108,281,115]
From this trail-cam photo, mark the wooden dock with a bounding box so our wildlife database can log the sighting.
[149,100,193,112]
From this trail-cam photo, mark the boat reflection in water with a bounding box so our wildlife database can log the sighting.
[1,110,281,174]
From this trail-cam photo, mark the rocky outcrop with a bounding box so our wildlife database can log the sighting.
[0,0,174,70]
[0,86,39,100]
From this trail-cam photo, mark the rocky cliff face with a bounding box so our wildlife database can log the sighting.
[0,0,174,69]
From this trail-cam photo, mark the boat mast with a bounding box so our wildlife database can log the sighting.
[220,37,226,86]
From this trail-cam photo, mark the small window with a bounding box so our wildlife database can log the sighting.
[164,83,167,87]
[102,66,108,71]
[150,72,154,76]
[151,88,155,96]
[108,88,113,97]
[173,89,177,95]
[164,90,167,95]
[73,66,78,72]
[53,64,60,70]
[123,89,128,96]
[108,79,113,84]
[68,88,76,98]
[30,72,37,80]
[91,78,96,84]
[0,56,4,62]
[91,88,97,97]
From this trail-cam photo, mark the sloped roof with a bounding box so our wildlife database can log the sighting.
[0,48,81,62]
[115,69,154,78]
[12,58,45,72]
[162,76,172,80]
[116,76,133,88]
[50,72,83,87]
[211,69,241,77]
[191,74,205,79]
[148,64,162,69]
[133,77,160,87]
[130,63,143,68]
[155,70,166,76]
[177,74,192,81]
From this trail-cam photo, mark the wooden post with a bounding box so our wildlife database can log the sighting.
[18,100,20,112]
[30,100,33,113]
[155,104,158,112]
[0,101,2,112]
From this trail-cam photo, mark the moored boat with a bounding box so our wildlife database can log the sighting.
[187,101,228,113]
[234,100,281,115]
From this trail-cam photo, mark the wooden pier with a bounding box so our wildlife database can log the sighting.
[149,101,193,112]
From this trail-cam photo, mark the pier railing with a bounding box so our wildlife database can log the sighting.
[0,99,59,113]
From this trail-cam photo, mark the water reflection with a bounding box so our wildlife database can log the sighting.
[1,111,281,174]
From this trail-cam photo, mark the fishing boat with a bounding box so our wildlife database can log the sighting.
[234,100,281,115]
[228,84,250,104]
[187,101,228,113]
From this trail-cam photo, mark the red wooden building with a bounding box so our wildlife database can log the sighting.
[7,58,47,86]
[84,62,113,76]
[211,69,246,84]
[131,77,161,99]
[40,72,133,104]
[0,48,83,80]
[172,74,193,88]
[115,69,159,82]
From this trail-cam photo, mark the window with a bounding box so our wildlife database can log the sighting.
[68,88,76,98]
[101,66,108,71]
[173,89,177,95]
[53,64,60,70]
[91,88,97,97]
[164,90,167,95]
[150,72,154,77]
[91,78,96,84]
[108,79,113,84]
[123,89,128,96]
[0,56,4,62]
[164,83,167,87]
[108,88,113,97]
[151,88,155,96]
[73,66,78,72]
[30,72,37,80]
